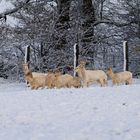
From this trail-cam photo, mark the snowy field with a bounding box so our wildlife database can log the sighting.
[0,78,140,140]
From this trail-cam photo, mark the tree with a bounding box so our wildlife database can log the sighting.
[82,0,95,42]
[1,0,140,80]
[0,0,31,21]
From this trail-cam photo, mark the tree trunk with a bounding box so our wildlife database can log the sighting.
[81,0,96,65]
[82,0,95,42]
[43,0,71,71]
[54,0,71,48]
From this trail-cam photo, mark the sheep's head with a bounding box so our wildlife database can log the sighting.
[25,70,32,77]
[106,68,113,75]
[23,63,30,73]
[79,60,86,67]
[75,64,84,72]
[24,70,33,82]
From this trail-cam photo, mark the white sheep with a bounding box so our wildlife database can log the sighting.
[75,62,107,87]
[106,68,132,85]
[24,70,47,89]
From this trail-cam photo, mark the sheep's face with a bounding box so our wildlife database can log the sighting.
[24,71,33,82]
[23,63,29,73]
[106,68,112,75]
[75,65,83,72]
[25,71,32,77]
[75,66,79,72]
[79,61,86,67]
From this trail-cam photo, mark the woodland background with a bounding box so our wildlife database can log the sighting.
[0,0,140,81]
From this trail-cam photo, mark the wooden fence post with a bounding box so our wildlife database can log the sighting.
[123,41,129,71]
[74,43,79,77]
[25,46,30,63]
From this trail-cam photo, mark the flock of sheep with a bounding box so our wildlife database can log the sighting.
[23,61,133,90]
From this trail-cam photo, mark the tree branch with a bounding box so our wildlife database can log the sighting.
[0,0,31,20]
[93,20,135,27]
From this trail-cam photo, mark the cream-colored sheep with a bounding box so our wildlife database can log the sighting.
[23,63,47,87]
[54,72,73,88]
[75,62,107,87]
[68,77,81,88]
[45,72,57,89]
[106,68,132,85]
[46,71,81,89]
[24,70,47,90]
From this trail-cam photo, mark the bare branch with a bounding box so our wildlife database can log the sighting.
[0,0,31,20]
[93,20,135,27]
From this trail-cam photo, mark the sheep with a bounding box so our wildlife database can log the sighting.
[45,70,81,88]
[106,68,132,85]
[45,71,57,89]
[22,63,47,87]
[68,77,81,88]
[53,72,73,88]
[24,70,47,90]
[75,62,107,87]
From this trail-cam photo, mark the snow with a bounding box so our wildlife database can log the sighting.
[0,78,140,140]
[0,0,14,13]
[0,0,17,26]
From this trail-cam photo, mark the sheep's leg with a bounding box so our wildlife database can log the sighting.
[85,81,88,87]
[34,85,39,90]
[125,81,128,85]
[31,86,35,90]
[51,83,55,89]
[56,85,61,89]
[115,80,120,86]
[41,86,45,89]
[26,81,31,87]
[99,79,104,87]
[67,83,71,88]
[83,82,88,87]
[80,81,84,88]
[42,83,47,89]
[126,78,132,85]
[87,82,90,87]
[116,81,120,86]
[112,80,116,86]
[47,83,52,89]
[103,79,108,86]
[34,87,38,90]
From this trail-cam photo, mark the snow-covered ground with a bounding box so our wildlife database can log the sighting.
[0,78,140,140]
